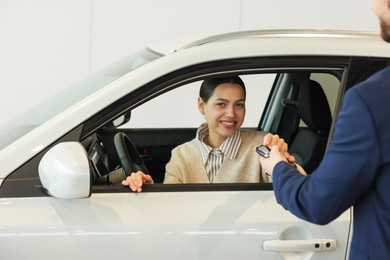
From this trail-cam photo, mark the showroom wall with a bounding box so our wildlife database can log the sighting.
[0,0,379,124]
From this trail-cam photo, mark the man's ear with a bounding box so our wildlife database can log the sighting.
[198,97,205,114]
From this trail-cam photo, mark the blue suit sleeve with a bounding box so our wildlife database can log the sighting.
[273,88,381,225]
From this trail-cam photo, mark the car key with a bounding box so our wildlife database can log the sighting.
[256,145,271,158]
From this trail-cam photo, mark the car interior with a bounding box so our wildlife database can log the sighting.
[83,69,342,187]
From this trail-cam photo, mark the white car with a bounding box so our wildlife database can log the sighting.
[1,30,390,260]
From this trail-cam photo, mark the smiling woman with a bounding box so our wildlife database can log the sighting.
[121,75,306,192]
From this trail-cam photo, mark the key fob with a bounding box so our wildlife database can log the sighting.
[256,145,271,158]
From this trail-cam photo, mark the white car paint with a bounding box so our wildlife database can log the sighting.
[0,191,350,260]
[1,29,390,259]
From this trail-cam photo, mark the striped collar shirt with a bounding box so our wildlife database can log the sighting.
[196,123,242,182]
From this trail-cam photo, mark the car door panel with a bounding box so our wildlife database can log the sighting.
[0,189,350,260]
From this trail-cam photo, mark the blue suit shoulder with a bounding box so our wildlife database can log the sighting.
[353,67,390,93]
[346,67,390,110]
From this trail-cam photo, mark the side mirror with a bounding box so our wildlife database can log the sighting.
[38,142,91,199]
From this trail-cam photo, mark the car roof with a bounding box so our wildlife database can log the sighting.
[178,29,381,49]
[149,29,387,57]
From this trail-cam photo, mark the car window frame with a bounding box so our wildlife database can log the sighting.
[2,55,375,198]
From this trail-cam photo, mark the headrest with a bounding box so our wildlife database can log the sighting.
[297,79,332,132]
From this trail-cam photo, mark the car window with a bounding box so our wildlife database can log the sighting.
[128,74,276,128]
[113,70,342,185]
[0,65,346,198]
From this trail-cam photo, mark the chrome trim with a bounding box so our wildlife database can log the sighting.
[176,29,380,51]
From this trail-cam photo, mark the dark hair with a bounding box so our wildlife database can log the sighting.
[199,76,246,103]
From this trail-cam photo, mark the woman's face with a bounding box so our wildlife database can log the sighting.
[198,83,246,147]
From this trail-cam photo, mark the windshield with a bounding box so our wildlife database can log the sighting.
[0,48,162,150]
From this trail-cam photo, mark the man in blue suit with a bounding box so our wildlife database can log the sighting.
[259,0,390,258]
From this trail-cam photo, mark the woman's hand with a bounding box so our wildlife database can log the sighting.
[262,133,295,164]
[122,171,154,192]
[260,133,305,176]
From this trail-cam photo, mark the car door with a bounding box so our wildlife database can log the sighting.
[0,187,350,260]
[0,58,355,260]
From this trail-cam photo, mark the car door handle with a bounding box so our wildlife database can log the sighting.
[263,239,336,252]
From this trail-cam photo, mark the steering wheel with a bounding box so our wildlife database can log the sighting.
[114,132,149,176]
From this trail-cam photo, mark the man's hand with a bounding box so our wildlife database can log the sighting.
[260,133,306,177]
[260,145,288,176]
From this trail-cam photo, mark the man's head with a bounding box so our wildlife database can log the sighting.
[373,0,390,42]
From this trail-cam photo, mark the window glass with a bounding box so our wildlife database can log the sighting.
[0,48,160,150]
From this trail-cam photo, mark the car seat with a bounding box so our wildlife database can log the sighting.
[289,79,332,174]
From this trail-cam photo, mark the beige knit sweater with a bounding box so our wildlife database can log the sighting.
[163,129,270,184]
